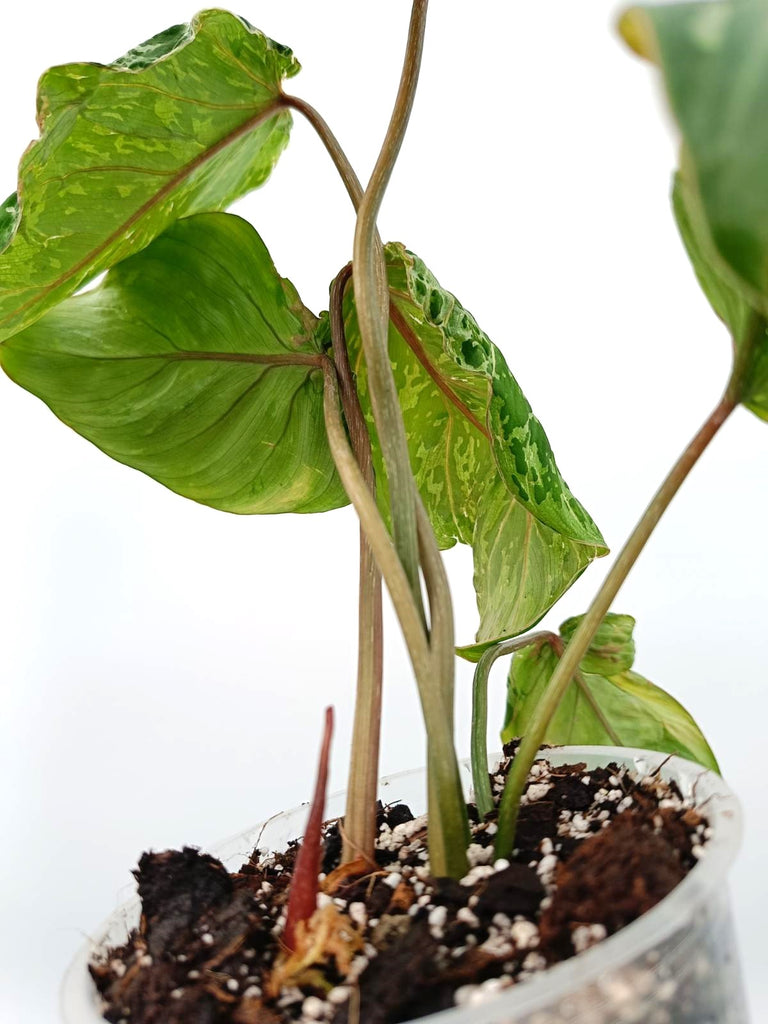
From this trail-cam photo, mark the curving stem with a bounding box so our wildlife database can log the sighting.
[351,0,429,623]
[470,632,557,818]
[288,1,469,876]
[495,301,767,859]
[493,346,754,860]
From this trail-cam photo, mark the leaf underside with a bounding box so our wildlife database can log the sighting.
[503,613,718,773]
[343,244,607,654]
[0,9,298,343]
[0,213,347,514]
[621,0,768,419]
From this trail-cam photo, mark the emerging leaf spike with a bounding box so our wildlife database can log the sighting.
[283,707,334,952]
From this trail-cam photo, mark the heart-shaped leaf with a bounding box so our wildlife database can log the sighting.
[0,9,298,343]
[0,213,347,514]
[343,244,607,655]
[621,1,768,419]
[502,613,718,773]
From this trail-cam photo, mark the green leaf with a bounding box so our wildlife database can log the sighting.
[0,9,298,343]
[621,1,768,420]
[672,170,768,421]
[502,614,718,773]
[343,244,607,654]
[560,612,635,675]
[0,213,347,514]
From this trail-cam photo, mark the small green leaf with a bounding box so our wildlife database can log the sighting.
[0,10,298,342]
[503,614,718,773]
[560,612,635,675]
[0,213,347,514]
[343,244,607,653]
[621,1,768,420]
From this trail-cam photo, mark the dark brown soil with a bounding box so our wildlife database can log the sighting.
[91,749,706,1024]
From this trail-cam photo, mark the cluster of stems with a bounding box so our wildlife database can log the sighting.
[284,1,764,875]
[286,0,469,877]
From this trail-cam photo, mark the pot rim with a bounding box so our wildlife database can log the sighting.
[60,745,741,1024]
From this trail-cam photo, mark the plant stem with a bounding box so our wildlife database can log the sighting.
[495,309,765,857]
[280,94,364,210]
[321,358,467,876]
[350,0,468,875]
[321,358,431,689]
[573,668,623,745]
[544,635,623,746]
[329,265,384,866]
[495,391,738,858]
[351,0,428,623]
[290,3,469,875]
[286,37,459,743]
[471,632,556,819]
[416,493,471,874]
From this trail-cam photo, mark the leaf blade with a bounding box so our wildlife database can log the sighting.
[0,213,347,515]
[622,1,768,419]
[344,244,606,651]
[503,614,718,772]
[0,10,298,342]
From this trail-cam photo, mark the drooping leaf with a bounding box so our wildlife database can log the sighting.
[0,9,298,343]
[620,1,768,419]
[0,213,347,514]
[672,171,768,421]
[671,173,751,345]
[342,244,607,655]
[502,613,718,773]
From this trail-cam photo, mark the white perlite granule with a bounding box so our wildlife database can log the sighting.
[376,814,428,852]
[510,920,539,950]
[526,782,553,803]
[572,922,608,953]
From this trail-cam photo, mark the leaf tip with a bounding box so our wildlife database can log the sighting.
[455,642,486,664]
[618,7,659,63]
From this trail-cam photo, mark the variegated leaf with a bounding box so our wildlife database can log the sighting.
[0,10,298,342]
[343,244,607,655]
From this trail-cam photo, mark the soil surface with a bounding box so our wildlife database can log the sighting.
[91,747,710,1024]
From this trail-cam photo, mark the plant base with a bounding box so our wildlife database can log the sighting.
[62,748,747,1024]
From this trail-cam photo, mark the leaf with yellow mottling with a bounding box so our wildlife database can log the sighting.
[0,10,298,343]
[343,244,606,656]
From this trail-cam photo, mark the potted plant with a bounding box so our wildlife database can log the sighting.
[0,0,761,1021]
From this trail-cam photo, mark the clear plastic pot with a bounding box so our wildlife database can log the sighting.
[61,747,748,1024]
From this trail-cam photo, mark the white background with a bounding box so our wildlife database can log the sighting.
[1,1,765,1020]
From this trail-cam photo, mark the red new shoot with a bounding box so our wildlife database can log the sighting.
[283,706,334,952]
